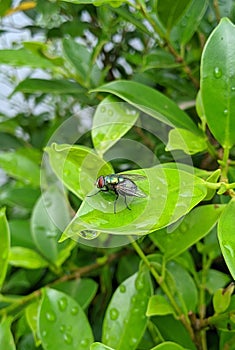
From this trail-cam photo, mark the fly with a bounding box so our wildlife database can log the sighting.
[87,173,146,214]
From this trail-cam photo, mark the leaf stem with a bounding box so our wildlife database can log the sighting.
[130,238,195,342]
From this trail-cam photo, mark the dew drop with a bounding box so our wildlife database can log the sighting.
[80,230,99,240]
[119,284,126,293]
[135,276,144,290]
[58,297,68,311]
[46,311,56,322]
[59,325,66,333]
[42,330,47,337]
[133,307,139,314]
[71,306,79,315]
[46,229,58,238]
[2,249,8,260]
[231,86,235,91]
[179,222,188,233]
[213,67,222,78]
[100,106,106,113]
[108,109,113,116]
[129,337,138,346]
[80,339,89,347]
[109,308,119,320]
[224,109,228,115]
[63,332,73,345]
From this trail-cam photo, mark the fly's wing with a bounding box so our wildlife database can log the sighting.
[119,174,146,181]
[116,179,147,197]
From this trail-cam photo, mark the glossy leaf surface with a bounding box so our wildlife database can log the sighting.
[166,128,207,155]
[0,207,10,288]
[218,198,235,279]
[92,96,139,156]
[0,318,15,350]
[201,18,235,147]
[61,166,207,240]
[45,143,113,199]
[151,205,224,260]
[91,80,198,133]
[102,271,152,349]
[38,288,93,350]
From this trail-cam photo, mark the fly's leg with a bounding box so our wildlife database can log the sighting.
[124,195,131,211]
[87,187,109,197]
[114,194,119,214]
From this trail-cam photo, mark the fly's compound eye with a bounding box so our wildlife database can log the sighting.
[96,176,105,188]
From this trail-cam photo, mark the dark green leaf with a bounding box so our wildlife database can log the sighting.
[157,0,191,32]
[201,18,235,147]
[91,81,199,133]
[150,205,224,260]
[171,0,208,45]
[54,279,98,309]
[102,271,152,349]
[14,78,85,95]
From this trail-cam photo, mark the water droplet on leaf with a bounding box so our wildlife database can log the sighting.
[119,284,126,293]
[109,308,119,320]
[46,311,56,322]
[71,306,79,315]
[63,333,73,345]
[58,297,68,311]
[214,67,222,78]
[80,230,99,240]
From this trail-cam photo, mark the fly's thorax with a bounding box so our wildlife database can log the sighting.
[105,174,120,185]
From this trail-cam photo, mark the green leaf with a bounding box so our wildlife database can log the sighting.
[146,295,175,316]
[14,78,85,95]
[0,318,16,350]
[45,143,113,199]
[91,81,198,133]
[91,343,114,350]
[204,269,231,295]
[218,198,235,279]
[38,288,93,350]
[157,0,191,32]
[152,315,196,350]
[166,261,198,313]
[0,48,55,69]
[92,96,139,156]
[9,247,48,269]
[150,342,188,350]
[213,283,234,314]
[54,279,98,309]
[102,271,152,350]
[171,0,208,45]
[143,49,179,70]
[201,18,235,147]
[63,38,101,87]
[25,301,41,346]
[0,207,10,288]
[31,188,71,264]
[166,128,207,155]
[0,150,40,187]
[150,204,224,260]
[61,166,207,241]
